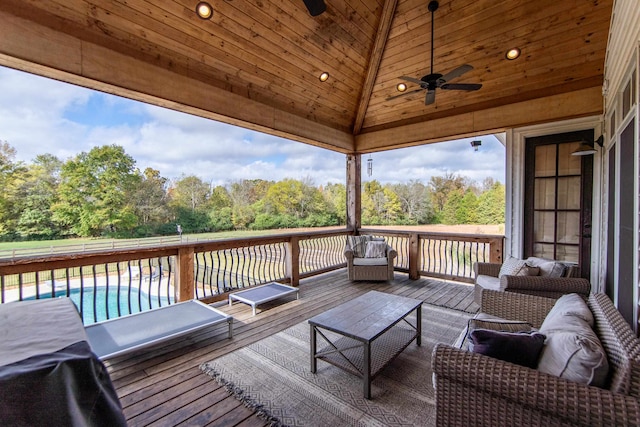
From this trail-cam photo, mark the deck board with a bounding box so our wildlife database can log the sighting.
[108,270,477,426]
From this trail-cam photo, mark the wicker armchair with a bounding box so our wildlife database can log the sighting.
[433,290,640,426]
[474,261,591,305]
[344,243,396,281]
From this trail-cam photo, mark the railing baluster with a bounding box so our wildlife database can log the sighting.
[116,262,122,318]
[104,262,110,320]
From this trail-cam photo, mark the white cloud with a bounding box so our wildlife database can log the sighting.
[0,66,505,187]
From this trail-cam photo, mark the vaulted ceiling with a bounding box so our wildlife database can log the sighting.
[0,0,612,154]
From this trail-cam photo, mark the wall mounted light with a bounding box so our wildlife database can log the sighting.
[505,48,521,60]
[470,140,482,151]
[196,2,213,19]
[319,72,329,82]
[572,135,604,156]
[396,83,407,92]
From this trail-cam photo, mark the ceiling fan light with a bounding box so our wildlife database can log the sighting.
[506,48,521,60]
[196,2,213,19]
[396,83,407,92]
[319,72,329,82]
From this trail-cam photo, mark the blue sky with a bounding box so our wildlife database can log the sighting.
[0,66,505,186]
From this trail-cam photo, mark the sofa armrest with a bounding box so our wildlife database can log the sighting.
[343,245,354,261]
[386,245,397,261]
[479,289,556,328]
[433,344,640,426]
[500,275,591,299]
[474,262,501,278]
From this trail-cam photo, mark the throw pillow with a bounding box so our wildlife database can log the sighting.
[537,330,609,388]
[537,261,567,278]
[346,235,370,258]
[470,329,546,369]
[458,315,534,350]
[498,257,526,278]
[515,264,540,276]
[540,293,594,328]
[364,241,387,258]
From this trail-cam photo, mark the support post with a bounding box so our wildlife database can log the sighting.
[287,236,300,287]
[489,237,504,264]
[409,233,420,279]
[176,247,195,302]
[346,154,361,231]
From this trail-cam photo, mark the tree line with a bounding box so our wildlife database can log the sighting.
[0,142,505,241]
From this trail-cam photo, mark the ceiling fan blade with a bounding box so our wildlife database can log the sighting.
[438,64,474,83]
[425,89,436,105]
[302,0,326,16]
[440,83,482,91]
[386,88,424,101]
[399,76,426,86]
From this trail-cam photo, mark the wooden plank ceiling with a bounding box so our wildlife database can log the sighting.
[0,0,612,154]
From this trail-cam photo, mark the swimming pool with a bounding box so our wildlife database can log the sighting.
[27,287,175,325]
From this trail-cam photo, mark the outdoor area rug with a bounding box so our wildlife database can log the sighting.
[200,304,470,426]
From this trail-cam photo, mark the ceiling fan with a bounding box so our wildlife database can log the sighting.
[302,0,326,16]
[387,0,482,105]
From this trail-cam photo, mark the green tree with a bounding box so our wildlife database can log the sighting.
[0,142,25,239]
[477,182,505,224]
[392,180,433,224]
[16,154,62,239]
[362,180,384,224]
[322,183,346,225]
[130,168,169,226]
[52,145,138,237]
[169,175,210,211]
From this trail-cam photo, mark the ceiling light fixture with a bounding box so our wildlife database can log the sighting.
[196,2,213,19]
[396,83,407,92]
[572,136,604,156]
[506,48,521,60]
[319,72,329,82]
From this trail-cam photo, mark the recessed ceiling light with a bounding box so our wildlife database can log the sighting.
[396,83,407,92]
[506,47,521,60]
[196,2,213,19]
[319,72,329,82]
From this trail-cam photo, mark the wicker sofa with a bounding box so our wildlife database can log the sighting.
[432,290,640,426]
[474,258,590,305]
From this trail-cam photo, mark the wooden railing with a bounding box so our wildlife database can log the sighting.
[359,229,504,283]
[0,228,503,324]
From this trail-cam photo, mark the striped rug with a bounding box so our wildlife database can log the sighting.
[201,303,470,426]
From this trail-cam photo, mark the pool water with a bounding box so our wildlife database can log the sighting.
[28,287,174,325]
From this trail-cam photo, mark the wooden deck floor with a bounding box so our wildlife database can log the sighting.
[106,270,478,426]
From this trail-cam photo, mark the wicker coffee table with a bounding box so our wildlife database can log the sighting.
[308,290,422,399]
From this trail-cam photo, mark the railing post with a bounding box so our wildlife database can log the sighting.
[409,233,420,280]
[176,247,195,302]
[287,236,300,287]
[488,237,504,264]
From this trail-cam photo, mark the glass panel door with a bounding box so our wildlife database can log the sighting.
[524,130,594,278]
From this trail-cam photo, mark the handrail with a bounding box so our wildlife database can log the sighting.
[0,227,503,323]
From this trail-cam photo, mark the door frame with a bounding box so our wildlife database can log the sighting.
[506,117,603,286]
[523,130,594,279]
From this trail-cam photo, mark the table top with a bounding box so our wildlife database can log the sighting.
[229,282,298,305]
[308,291,422,342]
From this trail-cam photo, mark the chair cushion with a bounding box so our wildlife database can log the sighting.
[470,329,546,369]
[475,275,501,290]
[364,241,387,258]
[353,257,388,266]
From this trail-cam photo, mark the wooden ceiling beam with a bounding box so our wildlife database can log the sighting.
[355,86,603,153]
[352,0,398,135]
